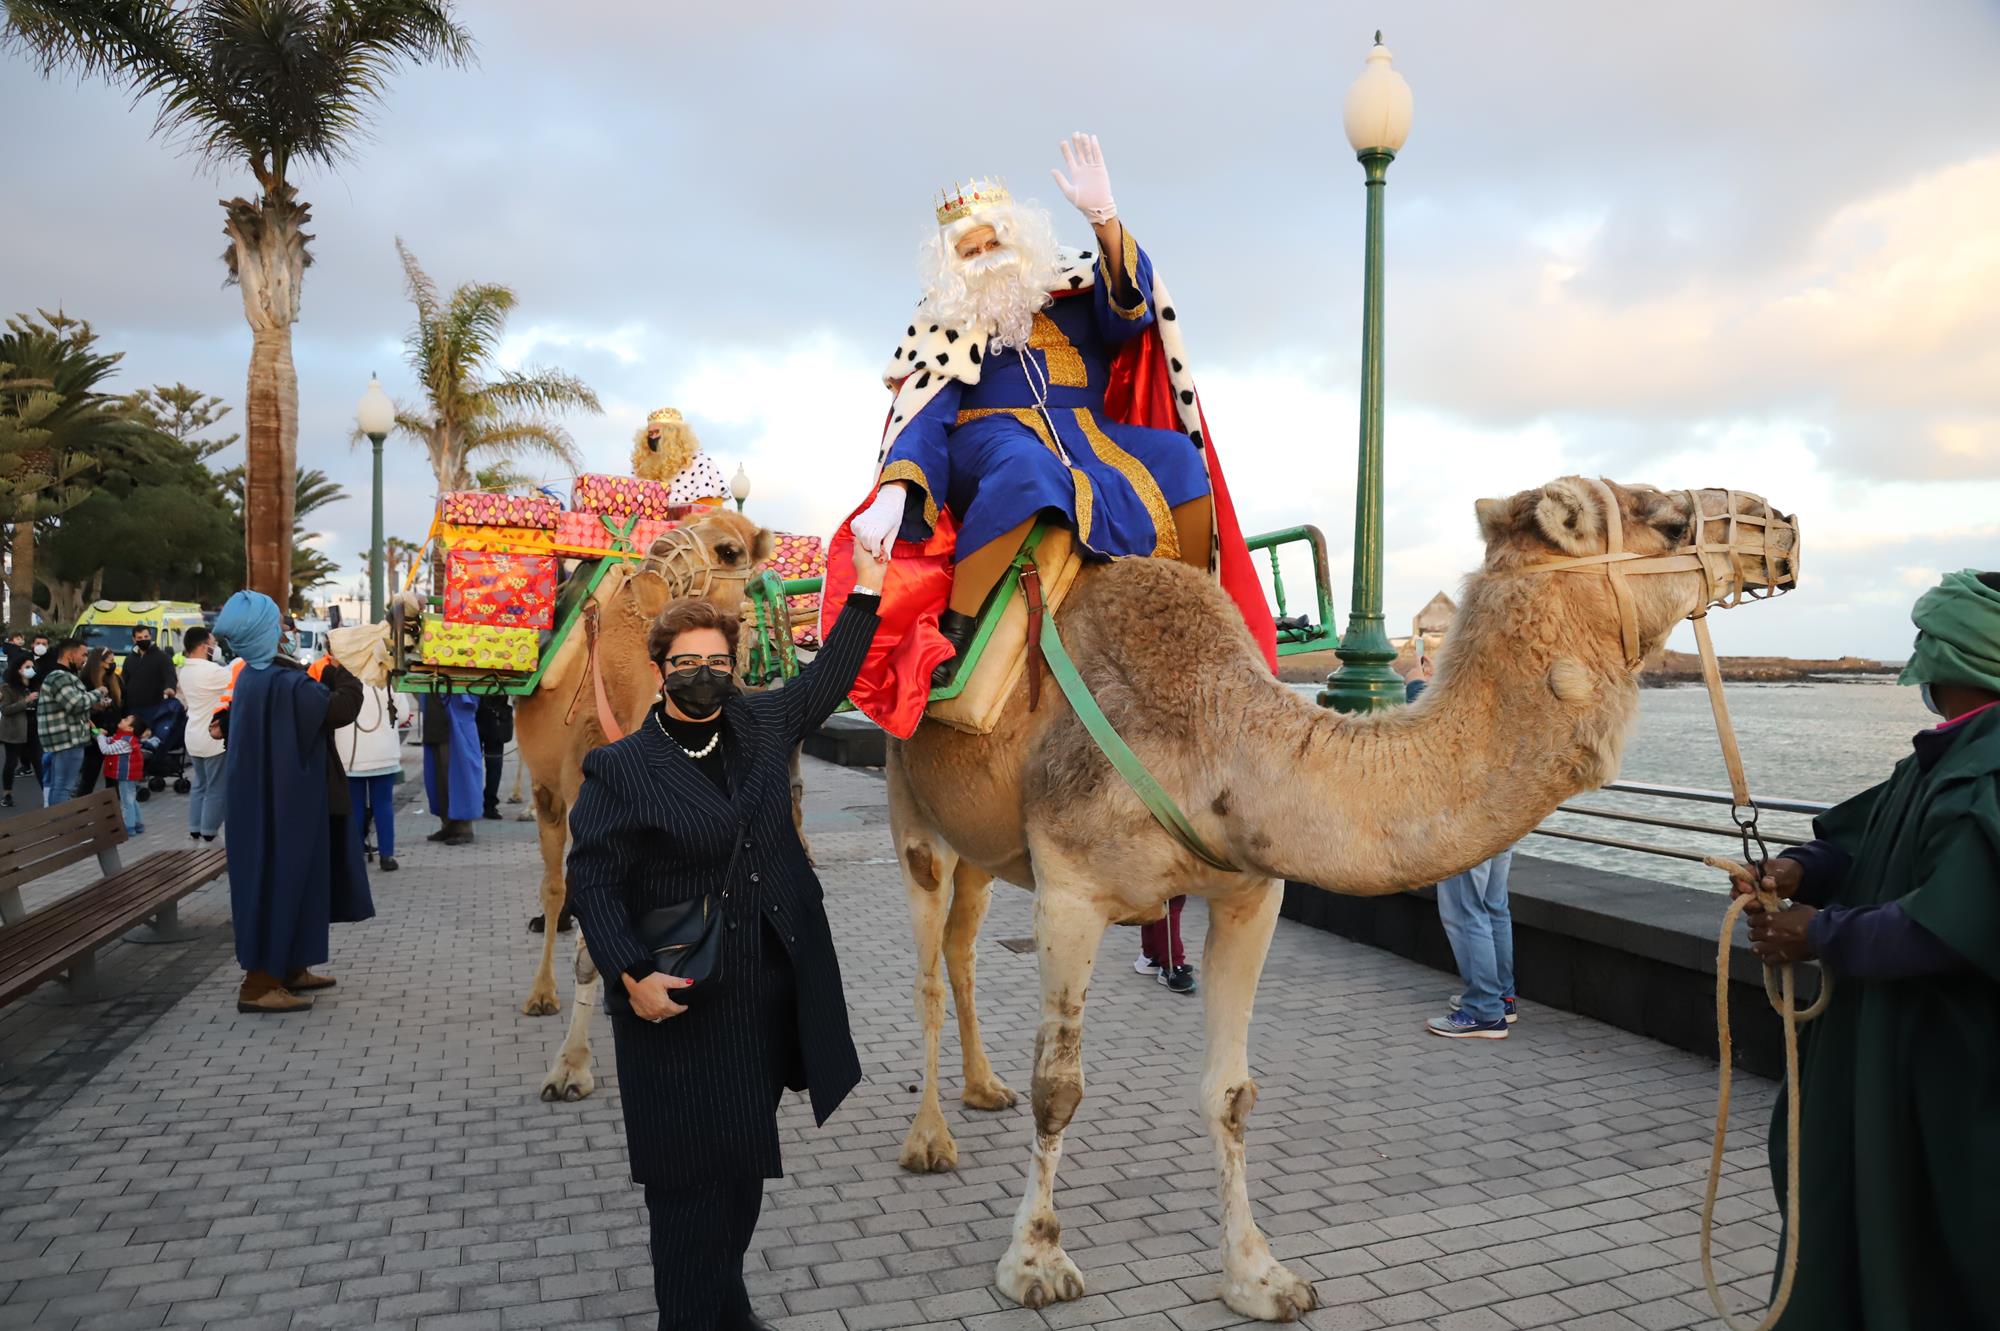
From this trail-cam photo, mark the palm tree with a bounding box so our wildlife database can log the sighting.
[221,464,350,607]
[389,239,596,494]
[1,0,474,604]
[0,311,148,632]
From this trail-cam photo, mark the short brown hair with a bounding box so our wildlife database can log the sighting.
[647,596,740,664]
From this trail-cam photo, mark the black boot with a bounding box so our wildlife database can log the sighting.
[930,610,979,690]
[441,819,475,846]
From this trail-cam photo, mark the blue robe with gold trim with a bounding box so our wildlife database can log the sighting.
[879,238,1210,560]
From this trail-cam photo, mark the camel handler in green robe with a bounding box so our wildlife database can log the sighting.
[1723,568,2000,1331]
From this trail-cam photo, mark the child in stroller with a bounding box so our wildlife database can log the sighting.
[134,696,191,800]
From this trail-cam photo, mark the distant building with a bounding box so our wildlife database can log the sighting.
[1394,591,1456,665]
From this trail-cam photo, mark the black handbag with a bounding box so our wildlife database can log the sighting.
[603,809,750,1015]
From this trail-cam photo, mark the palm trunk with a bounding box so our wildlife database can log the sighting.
[222,183,310,605]
[242,324,298,603]
[9,504,35,633]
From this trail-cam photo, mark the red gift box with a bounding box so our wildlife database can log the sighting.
[766,533,827,649]
[443,549,558,629]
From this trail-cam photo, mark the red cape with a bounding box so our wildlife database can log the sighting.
[823,310,1276,739]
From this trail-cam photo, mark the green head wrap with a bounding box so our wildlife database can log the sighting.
[1897,569,2000,694]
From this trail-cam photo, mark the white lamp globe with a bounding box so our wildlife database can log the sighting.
[1342,35,1413,155]
[730,464,752,504]
[356,375,396,437]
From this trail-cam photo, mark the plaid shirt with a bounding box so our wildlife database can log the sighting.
[36,668,98,752]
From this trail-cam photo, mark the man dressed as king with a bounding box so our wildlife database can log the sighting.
[824,133,1274,735]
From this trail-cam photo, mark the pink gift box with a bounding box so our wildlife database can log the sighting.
[554,511,673,556]
[438,490,561,529]
[572,473,677,522]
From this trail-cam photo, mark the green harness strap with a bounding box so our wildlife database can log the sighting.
[1034,611,1241,874]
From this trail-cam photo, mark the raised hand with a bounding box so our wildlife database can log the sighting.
[1050,132,1117,225]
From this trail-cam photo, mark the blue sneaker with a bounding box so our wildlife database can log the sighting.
[1450,994,1519,1024]
[1427,1010,1508,1039]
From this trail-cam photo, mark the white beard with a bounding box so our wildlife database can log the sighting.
[917,204,1065,349]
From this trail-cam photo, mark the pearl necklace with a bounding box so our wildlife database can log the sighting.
[654,709,722,760]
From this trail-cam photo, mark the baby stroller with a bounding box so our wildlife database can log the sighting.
[134,696,192,801]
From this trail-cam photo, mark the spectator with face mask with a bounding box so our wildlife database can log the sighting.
[37,639,103,806]
[122,625,179,733]
[179,627,231,842]
[0,655,40,808]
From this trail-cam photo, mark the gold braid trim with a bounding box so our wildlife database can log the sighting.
[1099,226,1149,320]
[877,460,940,529]
[955,407,1094,549]
[1027,312,1088,387]
[1075,409,1177,559]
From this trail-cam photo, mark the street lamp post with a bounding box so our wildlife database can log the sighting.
[730,464,752,513]
[1321,33,1415,715]
[356,375,397,623]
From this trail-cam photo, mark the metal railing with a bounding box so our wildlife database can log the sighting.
[1531,780,1832,865]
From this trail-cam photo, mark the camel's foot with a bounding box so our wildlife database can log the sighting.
[1220,1254,1318,1322]
[898,1104,959,1173]
[996,1236,1084,1310]
[961,1073,1019,1111]
[539,1046,595,1103]
[521,983,560,1017]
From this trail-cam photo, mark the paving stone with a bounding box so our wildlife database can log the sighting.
[0,755,1773,1330]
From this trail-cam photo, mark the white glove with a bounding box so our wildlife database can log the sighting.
[1050,132,1117,225]
[851,485,908,561]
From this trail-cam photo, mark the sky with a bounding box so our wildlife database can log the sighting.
[3,0,1997,659]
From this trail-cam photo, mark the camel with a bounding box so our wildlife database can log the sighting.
[516,510,775,1102]
[884,477,1797,1319]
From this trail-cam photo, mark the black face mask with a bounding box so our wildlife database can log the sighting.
[134,640,152,653]
[661,666,738,720]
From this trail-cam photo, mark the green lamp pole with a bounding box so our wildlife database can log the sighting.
[356,375,397,623]
[1322,33,1415,714]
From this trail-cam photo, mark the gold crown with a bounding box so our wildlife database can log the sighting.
[935,177,1012,227]
[646,407,683,427]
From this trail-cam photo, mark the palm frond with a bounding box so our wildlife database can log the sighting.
[463,418,580,469]
[394,236,439,325]
[473,368,602,418]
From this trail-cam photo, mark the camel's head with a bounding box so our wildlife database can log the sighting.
[640,509,776,610]
[1476,477,1799,664]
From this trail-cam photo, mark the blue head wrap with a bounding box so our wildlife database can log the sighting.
[213,590,282,670]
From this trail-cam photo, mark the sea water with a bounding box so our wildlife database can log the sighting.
[1549,678,1933,892]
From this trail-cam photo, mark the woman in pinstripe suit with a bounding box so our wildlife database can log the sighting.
[566,541,884,1331]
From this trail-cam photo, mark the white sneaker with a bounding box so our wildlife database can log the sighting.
[1133,954,1161,976]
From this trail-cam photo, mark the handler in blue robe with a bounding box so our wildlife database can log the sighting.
[422,692,481,843]
[879,234,1210,569]
[213,592,373,1015]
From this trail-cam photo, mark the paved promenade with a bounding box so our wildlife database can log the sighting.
[0,753,1782,1330]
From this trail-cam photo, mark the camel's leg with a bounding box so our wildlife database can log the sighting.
[897,834,960,1173]
[995,879,1106,1310]
[540,933,599,1101]
[522,782,567,1017]
[1204,882,1317,1320]
[788,743,814,867]
[944,860,1016,1111]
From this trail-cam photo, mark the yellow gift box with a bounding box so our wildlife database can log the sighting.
[438,523,557,554]
[417,614,540,672]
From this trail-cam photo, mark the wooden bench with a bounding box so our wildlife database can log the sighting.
[0,789,228,1005]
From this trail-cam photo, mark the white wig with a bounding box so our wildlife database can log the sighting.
[917,201,1066,350]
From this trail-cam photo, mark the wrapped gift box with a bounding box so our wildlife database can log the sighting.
[439,490,561,529]
[417,614,540,672]
[438,522,557,554]
[767,532,826,649]
[553,511,673,557]
[572,473,677,521]
[443,549,558,630]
